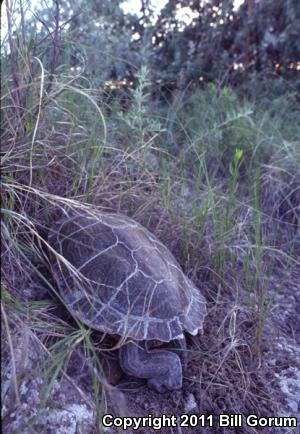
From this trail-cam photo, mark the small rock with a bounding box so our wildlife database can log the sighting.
[184,393,198,413]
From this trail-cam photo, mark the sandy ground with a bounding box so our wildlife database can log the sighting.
[2,262,299,434]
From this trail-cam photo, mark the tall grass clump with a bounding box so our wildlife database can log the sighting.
[1,3,116,430]
[1,3,170,431]
[162,83,300,341]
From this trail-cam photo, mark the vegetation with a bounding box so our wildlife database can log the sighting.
[1,0,299,432]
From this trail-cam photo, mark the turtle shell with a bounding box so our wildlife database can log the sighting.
[48,212,206,342]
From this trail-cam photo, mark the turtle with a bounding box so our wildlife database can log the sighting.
[48,211,207,392]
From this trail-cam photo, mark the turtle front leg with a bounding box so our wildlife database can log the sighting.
[119,341,182,393]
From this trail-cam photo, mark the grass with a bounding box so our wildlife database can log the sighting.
[1,5,300,433]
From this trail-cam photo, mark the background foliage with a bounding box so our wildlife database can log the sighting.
[3,0,299,94]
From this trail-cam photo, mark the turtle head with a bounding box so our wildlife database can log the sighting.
[147,366,182,392]
[119,341,183,393]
